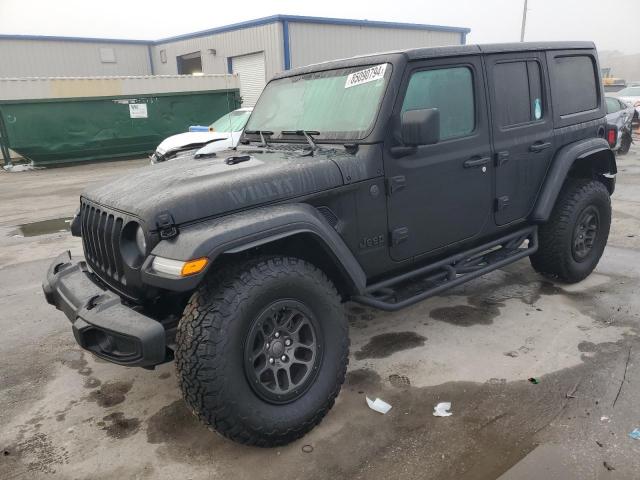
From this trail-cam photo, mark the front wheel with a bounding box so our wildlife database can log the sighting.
[530,179,611,283]
[175,256,349,446]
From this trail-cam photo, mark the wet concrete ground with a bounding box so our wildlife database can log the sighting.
[1,150,640,479]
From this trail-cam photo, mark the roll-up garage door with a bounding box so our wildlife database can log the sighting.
[231,52,266,107]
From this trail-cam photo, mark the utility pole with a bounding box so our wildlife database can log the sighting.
[520,0,528,42]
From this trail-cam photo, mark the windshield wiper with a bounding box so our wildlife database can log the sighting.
[244,130,274,147]
[282,130,320,155]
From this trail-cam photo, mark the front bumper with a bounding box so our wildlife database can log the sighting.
[43,251,169,367]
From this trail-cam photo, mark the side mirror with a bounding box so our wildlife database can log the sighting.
[401,108,440,146]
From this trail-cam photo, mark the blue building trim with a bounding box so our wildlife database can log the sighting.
[147,44,155,74]
[282,20,291,70]
[0,33,150,45]
[2,15,470,47]
[154,14,470,45]
[279,14,470,34]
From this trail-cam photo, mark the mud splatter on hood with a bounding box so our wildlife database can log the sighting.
[83,149,344,229]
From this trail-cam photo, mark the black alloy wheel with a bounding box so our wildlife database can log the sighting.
[244,300,322,404]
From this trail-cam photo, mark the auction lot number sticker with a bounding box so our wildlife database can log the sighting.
[345,64,387,88]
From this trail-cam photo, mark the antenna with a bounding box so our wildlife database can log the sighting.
[520,0,528,42]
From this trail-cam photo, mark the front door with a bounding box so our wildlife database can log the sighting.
[485,52,554,225]
[385,56,493,261]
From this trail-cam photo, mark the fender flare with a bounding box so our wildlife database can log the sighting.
[530,138,616,223]
[144,203,367,294]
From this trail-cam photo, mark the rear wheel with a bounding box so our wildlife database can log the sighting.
[530,179,611,283]
[618,132,632,155]
[175,255,348,446]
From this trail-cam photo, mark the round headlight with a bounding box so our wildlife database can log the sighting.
[120,221,147,269]
[135,225,147,254]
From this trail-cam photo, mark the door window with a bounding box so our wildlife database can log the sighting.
[401,67,475,140]
[494,60,544,127]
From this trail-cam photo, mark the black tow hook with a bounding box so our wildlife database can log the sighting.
[53,260,71,275]
[86,294,102,311]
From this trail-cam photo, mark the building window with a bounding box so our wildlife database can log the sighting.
[177,51,202,75]
[160,49,167,64]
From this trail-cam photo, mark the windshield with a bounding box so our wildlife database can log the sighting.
[617,86,640,97]
[246,63,391,141]
[209,110,251,132]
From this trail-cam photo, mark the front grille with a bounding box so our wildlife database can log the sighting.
[80,199,127,290]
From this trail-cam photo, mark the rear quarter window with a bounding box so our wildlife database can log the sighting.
[553,55,599,116]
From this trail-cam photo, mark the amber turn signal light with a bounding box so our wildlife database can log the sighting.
[181,257,209,276]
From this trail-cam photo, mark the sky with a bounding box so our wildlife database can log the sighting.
[0,0,638,54]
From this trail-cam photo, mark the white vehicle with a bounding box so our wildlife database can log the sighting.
[614,86,640,120]
[150,107,252,164]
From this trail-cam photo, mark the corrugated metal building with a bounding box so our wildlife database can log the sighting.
[0,15,470,106]
[0,36,152,77]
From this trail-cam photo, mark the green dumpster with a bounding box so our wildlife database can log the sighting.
[0,75,241,166]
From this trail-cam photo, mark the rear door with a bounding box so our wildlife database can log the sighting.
[485,52,554,225]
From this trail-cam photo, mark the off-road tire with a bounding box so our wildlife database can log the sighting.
[530,179,611,283]
[175,255,349,447]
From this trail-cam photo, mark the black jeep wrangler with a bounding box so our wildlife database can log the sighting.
[44,42,616,446]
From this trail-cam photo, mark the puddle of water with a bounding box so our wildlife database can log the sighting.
[13,217,72,237]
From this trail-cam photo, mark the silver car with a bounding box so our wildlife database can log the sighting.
[606,96,634,154]
[614,86,640,120]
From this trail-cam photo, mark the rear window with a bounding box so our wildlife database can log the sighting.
[553,55,598,116]
[605,97,621,114]
[617,86,640,96]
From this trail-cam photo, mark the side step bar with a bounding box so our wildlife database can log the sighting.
[352,226,538,311]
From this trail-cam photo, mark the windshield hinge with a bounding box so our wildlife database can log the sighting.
[344,143,359,154]
[156,212,178,240]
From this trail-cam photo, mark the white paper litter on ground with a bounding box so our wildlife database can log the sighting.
[433,402,452,417]
[3,163,42,172]
[366,396,392,414]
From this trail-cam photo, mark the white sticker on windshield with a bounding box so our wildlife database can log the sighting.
[345,64,387,89]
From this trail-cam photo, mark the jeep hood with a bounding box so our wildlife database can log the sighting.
[83,150,344,228]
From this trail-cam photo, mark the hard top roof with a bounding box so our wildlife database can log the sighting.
[273,41,596,79]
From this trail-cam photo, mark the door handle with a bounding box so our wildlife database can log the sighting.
[529,141,552,153]
[464,156,491,168]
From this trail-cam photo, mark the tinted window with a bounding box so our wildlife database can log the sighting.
[493,61,543,127]
[402,67,475,140]
[554,56,598,115]
[606,97,622,114]
[617,86,640,96]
